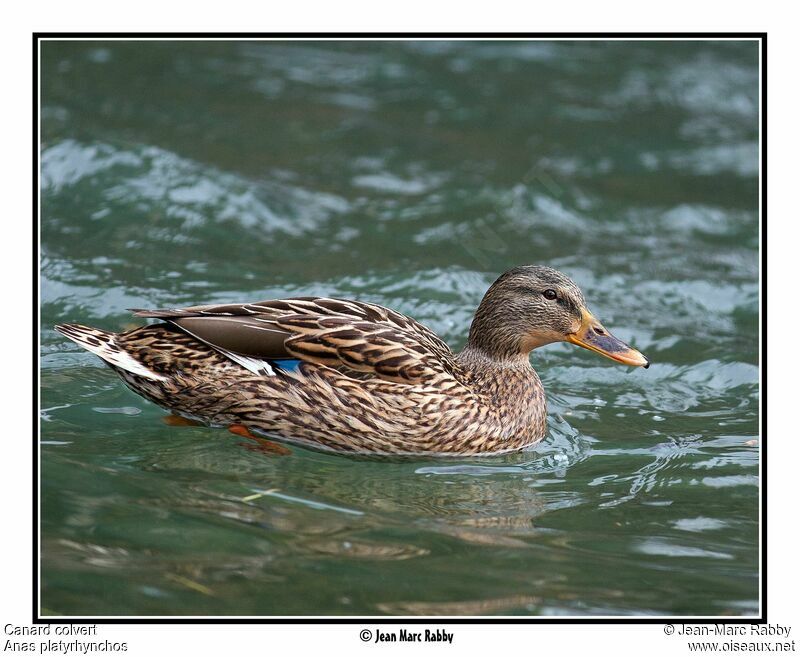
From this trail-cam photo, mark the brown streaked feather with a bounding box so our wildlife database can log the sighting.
[132,297,462,386]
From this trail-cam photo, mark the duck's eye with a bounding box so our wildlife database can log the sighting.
[542,289,558,301]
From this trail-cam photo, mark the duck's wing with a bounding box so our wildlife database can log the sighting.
[131,297,460,385]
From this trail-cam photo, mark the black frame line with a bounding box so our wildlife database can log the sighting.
[33,31,767,625]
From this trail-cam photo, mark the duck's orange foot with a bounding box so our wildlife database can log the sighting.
[163,414,204,427]
[228,424,292,456]
[228,424,258,439]
[238,441,293,456]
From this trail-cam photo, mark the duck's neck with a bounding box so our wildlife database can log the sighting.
[456,342,539,397]
[460,302,531,362]
[455,308,547,440]
[455,345,544,435]
[457,306,542,401]
[456,343,532,370]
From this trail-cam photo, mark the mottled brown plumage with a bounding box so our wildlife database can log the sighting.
[55,265,648,456]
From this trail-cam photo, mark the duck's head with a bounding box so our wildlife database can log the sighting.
[466,265,649,368]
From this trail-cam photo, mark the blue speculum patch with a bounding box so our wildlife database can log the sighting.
[272,358,302,372]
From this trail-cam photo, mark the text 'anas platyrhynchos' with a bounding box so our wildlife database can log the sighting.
[56,265,648,456]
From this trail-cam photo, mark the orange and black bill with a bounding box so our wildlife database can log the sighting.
[566,310,649,368]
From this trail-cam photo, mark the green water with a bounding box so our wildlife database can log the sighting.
[40,40,760,617]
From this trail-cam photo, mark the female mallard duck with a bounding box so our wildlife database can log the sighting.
[56,265,648,456]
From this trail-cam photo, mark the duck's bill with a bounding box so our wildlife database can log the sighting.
[566,311,649,368]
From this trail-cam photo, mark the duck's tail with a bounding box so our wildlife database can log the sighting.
[54,323,166,381]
